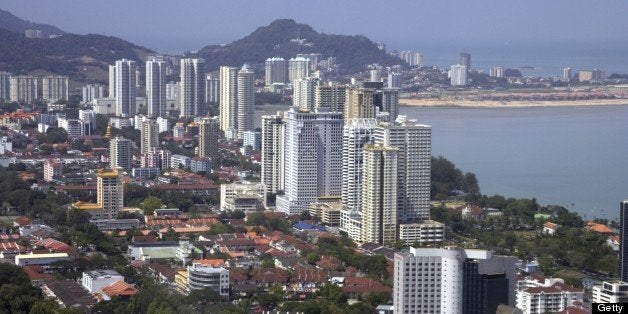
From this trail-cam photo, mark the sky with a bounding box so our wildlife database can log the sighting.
[2,0,628,54]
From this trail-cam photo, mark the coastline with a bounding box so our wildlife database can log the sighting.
[399,98,628,108]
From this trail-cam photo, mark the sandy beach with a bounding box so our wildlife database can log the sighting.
[400,98,628,108]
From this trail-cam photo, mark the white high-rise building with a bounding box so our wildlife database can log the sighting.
[115,59,137,116]
[315,82,345,113]
[166,82,179,99]
[370,69,382,82]
[261,112,285,194]
[265,57,288,87]
[0,72,11,101]
[109,136,132,170]
[297,53,322,71]
[156,117,170,133]
[293,77,319,110]
[276,108,343,215]
[140,119,159,155]
[82,84,105,103]
[78,109,96,135]
[108,64,117,97]
[146,58,166,117]
[237,65,255,138]
[361,144,398,246]
[41,76,69,102]
[388,72,401,88]
[96,168,125,220]
[394,247,517,314]
[450,64,468,86]
[410,52,423,66]
[341,118,377,213]
[288,57,310,84]
[179,58,205,118]
[219,66,238,138]
[490,66,505,78]
[206,75,220,103]
[10,75,38,103]
[374,117,431,222]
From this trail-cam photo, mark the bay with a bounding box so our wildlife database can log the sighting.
[400,104,628,220]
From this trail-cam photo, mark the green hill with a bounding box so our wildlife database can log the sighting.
[196,19,401,73]
[0,28,152,82]
[0,8,65,37]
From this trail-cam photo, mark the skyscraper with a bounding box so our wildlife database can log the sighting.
[293,77,319,110]
[361,144,398,246]
[179,58,206,118]
[237,64,255,138]
[261,113,285,194]
[41,76,69,102]
[374,117,431,222]
[96,168,125,220]
[381,88,400,122]
[140,119,159,155]
[315,82,345,113]
[394,248,517,314]
[82,84,105,103]
[146,58,166,117]
[620,200,628,282]
[450,64,468,86]
[0,72,11,101]
[344,87,376,122]
[265,57,288,87]
[288,57,310,83]
[562,67,572,82]
[276,108,343,215]
[109,136,132,170]
[198,117,220,161]
[460,52,471,69]
[206,75,220,103]
[370,69,382,82]
[9,75,38,103]
[388,72,402,89]
[115,59,137,116]
[219,66,238,138]
[341,118,377,213]
[108,64,116,97]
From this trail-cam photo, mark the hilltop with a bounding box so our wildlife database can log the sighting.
[0,8,65,37]
[0,10,152,84]
[196,19,402,73]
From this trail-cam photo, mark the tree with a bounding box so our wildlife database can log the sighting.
[140,196,163,215]
[306,252,320,265]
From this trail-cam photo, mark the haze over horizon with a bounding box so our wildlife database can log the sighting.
[2,0,627,54]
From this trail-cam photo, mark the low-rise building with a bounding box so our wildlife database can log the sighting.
[220,182,267,212]
[592,281,628,303]
[516,276,584,314]
[310,202,342,226]
[15,252,70,267]
[398,220,445,245]
[175,263,229,297]
[81,270,125,294]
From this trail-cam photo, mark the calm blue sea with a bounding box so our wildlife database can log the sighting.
[399,105,628,220]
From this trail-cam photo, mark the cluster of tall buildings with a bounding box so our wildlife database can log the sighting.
[0,72,69,103]
[397,51,423,67]
[219,65,255,140]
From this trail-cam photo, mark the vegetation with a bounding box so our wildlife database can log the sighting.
[431,156,480,199]
[196,19,402,74]
[0,8,65,37]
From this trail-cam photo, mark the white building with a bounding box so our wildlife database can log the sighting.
[10,75,38,103]
[374,116,431,222]
[140,119,159,155]
[0,137,12,155]
[450,64,468,86]
[341,118,377,214]
[81,270,124,294]
[219,66,238,138]
[315,82,345,113]
[265,57,288,87]
[242,130,261,151]
[206,75,220,103]
[276,108,343,215]
[146,58,166,117]
[592,281,628,303]
[141,148,171,170]
[44,158,62,182]
[394,247,517,314]
[82,84,105,104]
[166,82,179,99]
[108,64,117,97]
[109,136,132,170]
[220,182,267,212]
[293,77,319,110]
[490,66,505,78]
[237,64,254,138]
[398,220,445,245]
[179,58,205,118]
[41,76,69,102]
[381,88,400,122]
[115,59,137,116]
[516,276,584,314]
[57,117,84,138]
[15,253,69,267]
[171,154,191,169]
[388,72,402,88]
[176,264,229,297]
[288,57,310,83]
[156,117,170,133]
[261,113,285,194]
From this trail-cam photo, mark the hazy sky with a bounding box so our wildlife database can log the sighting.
[2,0,627,53]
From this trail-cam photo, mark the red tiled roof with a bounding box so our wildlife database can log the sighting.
[342,277,392,294]
[22,265,54,281]
[15,216,32,227]
[102,281,139,297]
[587,222,614,234]
[193,259,225,267]
[544,222,559,229]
